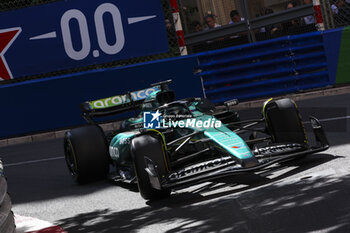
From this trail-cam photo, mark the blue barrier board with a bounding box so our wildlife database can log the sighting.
[0,0,168,80]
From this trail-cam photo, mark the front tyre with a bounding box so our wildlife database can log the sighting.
[131,134,171,200]
[264,98,307,144]
[264,98,308,162]
[64,125,110,184]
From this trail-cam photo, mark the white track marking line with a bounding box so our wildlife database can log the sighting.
[318,115,350,122]
[304,115,350,124]
[15,214,66,233]
[15,214,53,232]
[4,157,64,167]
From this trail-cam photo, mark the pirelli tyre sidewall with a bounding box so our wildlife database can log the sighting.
[0,161,16,233]
[64,125,110,184]
[264,98,308,145]
[131,134,171,201]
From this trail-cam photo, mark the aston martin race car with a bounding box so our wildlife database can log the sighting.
[64,80,329,200]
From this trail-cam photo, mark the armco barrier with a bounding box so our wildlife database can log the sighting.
[0,56,201,139]
[196,31,333,103]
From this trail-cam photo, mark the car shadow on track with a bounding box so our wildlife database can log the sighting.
[2,139,134,205]
[57,153,350,233]
[149,153,339,207]
[5,159,117,205]
[107,179,139,193]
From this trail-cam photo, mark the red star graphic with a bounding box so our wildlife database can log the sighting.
[0,27,21,80]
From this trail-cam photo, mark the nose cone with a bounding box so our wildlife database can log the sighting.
[241,157,259,168]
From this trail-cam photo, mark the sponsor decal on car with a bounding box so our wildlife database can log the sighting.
[168,156,233,181]
[91,95,128,109]
[109,146,120,160]
[89,86,160,109]
[131,87,160,101]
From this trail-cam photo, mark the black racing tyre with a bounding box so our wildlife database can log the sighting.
[264,98,307,145]
[64,125,110,184]
[0,161,15,233]
[131,134,171,200]
[0,195,15,233]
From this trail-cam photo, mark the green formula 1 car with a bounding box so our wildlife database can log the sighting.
[64,80,329,200]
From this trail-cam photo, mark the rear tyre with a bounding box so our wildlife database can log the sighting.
[64,125,109,184]
[131,134,171,200]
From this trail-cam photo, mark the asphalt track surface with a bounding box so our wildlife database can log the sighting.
[1,93,350,233]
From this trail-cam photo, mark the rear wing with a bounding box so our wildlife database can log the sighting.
[80,80,172,123]
[80,86,160,121]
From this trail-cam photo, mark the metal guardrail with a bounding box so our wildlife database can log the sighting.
[196,31,331,103]
[185,5,315,46]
